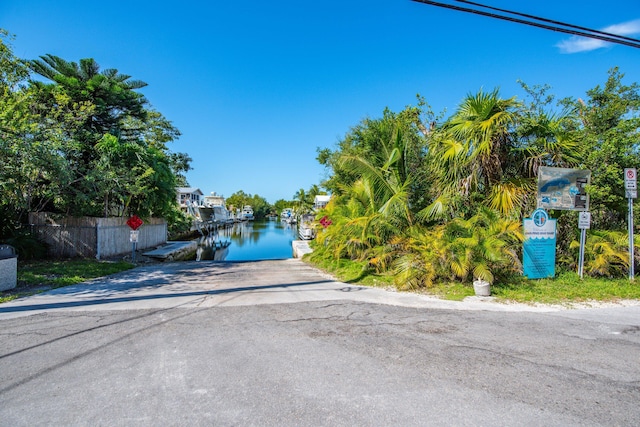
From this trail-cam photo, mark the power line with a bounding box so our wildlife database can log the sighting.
[456,0,640,45]
[411,0,640,49]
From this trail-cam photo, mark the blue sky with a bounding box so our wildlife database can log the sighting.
[2,1,640,203]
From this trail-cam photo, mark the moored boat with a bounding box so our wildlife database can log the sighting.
[197,206,214,222]
[298,214,316,240]
[203,192,233,225]
[241,205,254,221]
[281,208,296,224]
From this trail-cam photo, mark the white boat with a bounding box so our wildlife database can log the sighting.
[281,208,293,219]
[281,208,296,224]
[241,205,254,221]
[212,205,232,225]
[203,192,233,225]
[298,214,316,240]
[192,205,214,222]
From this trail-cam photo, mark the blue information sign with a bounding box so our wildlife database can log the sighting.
[523,208,557,279]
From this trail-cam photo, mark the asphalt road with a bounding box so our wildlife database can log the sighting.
[1,259,639,426]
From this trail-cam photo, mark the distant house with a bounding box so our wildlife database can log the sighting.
[313,195,331,210]
[203,192,226,207]
[177,187,204,207]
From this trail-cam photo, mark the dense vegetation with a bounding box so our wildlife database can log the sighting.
[0,30,192,255]
[310,70,640,287]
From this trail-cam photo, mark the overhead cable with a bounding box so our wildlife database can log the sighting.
[456,0,640,45]
[411,0,640,49]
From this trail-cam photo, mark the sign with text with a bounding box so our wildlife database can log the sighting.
[523,209,557,279]
[578,211,591,230]
[537,167,591,211]
[625,168,637,191]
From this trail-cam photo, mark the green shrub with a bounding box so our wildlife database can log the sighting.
[1,228,48,260]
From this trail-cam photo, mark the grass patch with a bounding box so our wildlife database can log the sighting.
[1,259,135,304]
[303,255,395,288]
[427,282,476,301]
[492,272,640,304]
[426,273,640,304]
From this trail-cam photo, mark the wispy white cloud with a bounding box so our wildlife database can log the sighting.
[556,19,640,53]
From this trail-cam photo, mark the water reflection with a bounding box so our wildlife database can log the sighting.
[195,219,298,261]
[195,234,230,261]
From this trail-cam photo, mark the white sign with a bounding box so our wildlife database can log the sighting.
[627,189,638,199]
[625,168,637,190]
[578,211,591,229]
[129,230,139,243]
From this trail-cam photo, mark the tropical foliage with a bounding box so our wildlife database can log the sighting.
[0,30,191,254]
[311,68,640,287]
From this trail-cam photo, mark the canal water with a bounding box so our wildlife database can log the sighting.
[194,219,298,261]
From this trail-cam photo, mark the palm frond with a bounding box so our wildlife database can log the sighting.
[473,264,494,284]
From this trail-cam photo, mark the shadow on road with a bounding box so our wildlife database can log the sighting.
[0,279,338,314]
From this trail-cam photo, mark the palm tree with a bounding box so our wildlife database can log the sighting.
[388,224,448,289]
[516,110,581,174]
[29,55,148,140]
[569,229,631,277]
[338,125,415,228]
[424,88,526,218]
[311,187,375,264]
[313,108,429,267]
[442,208,523,284]
[293,188,311,214]
[446,88,518,186]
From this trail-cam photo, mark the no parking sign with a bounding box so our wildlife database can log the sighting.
[624,168,636,280]
[625,168,637,199]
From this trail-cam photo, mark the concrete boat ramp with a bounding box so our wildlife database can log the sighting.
[143,240,197,261]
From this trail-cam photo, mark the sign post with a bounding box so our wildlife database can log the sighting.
[625,168,636,281]
[126,215,144,263]
[577,211,591,279]
[535,167,591,278]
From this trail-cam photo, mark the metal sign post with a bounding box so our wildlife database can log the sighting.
[126,215,144,263]
[630,197,635,280]
[625,168,636,281]
[130,230,139,262]
[577,212,591,279]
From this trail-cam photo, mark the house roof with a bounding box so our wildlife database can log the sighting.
[177,187,203,195]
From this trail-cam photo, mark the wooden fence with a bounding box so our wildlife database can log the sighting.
[29,213,167,259]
